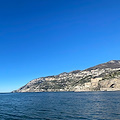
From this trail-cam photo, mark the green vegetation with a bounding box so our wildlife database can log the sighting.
[102,70,120,80]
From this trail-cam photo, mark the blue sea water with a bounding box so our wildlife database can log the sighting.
[0,91,120,120]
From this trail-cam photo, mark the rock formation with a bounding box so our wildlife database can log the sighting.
[13,60,120,92]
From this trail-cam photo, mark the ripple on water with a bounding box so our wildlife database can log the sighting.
[0,92,120,120]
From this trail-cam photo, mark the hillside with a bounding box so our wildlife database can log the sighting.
[13,60,120,92]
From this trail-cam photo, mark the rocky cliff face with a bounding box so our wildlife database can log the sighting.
[13,60,120,92]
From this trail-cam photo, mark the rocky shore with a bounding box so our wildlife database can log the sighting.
[13,60,120,92]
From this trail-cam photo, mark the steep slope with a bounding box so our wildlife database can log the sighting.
[13,60,120,92]
[86,60,120,70]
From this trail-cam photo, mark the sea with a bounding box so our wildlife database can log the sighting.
[0,91,120,120]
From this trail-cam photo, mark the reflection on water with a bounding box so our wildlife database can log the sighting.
[0,91,120,120]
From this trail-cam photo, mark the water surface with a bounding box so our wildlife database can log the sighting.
[0,91,120,120]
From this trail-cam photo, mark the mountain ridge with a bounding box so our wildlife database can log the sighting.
[13,60,120,92]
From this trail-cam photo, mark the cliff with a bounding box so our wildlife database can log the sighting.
[13,60,120,92]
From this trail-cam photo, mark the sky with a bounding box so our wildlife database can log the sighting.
[0,0,120,92]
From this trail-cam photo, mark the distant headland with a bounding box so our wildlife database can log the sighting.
[13,60,120,92]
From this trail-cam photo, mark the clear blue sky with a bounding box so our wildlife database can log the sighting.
[0,0,120,92]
